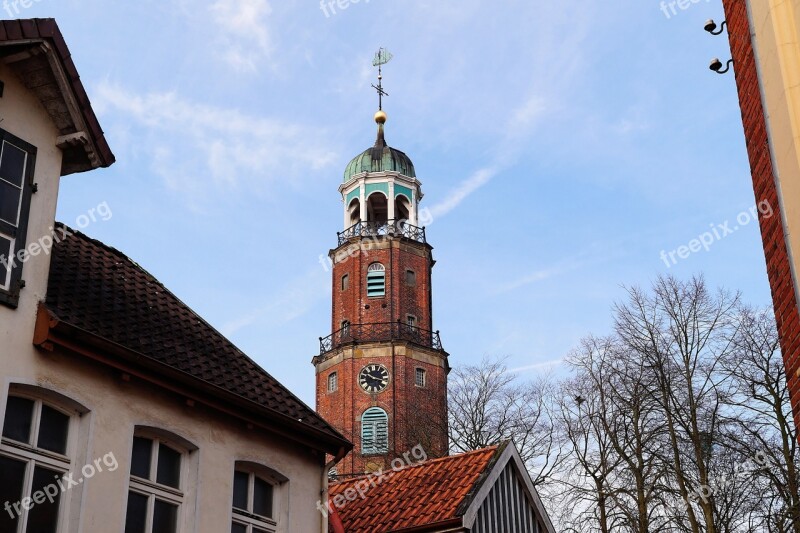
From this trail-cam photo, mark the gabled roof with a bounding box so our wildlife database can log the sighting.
[328,446,500,532]
[35,224,351,457]
[329,442,557,533]
[0,18,114,174]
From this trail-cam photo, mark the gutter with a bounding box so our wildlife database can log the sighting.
[34,303,352,459]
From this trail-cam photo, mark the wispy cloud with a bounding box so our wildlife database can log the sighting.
[94,81,337,204]
[508,358,564,374]
[493,250,609,294]
[208,0,273,72]
[429,166,499,218]
[427,93,548,219]
[221,268,328,336]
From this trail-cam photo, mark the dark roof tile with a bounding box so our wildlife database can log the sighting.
[45,224,347,448]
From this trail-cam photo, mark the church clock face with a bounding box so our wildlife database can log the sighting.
[359,364,390,393]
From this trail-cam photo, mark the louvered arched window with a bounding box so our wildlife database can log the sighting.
[361,407,388,455]
[367,263,386,298]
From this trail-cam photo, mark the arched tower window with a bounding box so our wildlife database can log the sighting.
[395,195,411,223]
[366,193,388,224]
[361,408,388,455]
[366,263,386,298]
[347,198,361,227]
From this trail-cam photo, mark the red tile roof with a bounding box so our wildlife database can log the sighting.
[329,446,501,532]
[40,224,351,455]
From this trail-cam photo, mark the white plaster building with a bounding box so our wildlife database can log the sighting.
[0,18,351,533]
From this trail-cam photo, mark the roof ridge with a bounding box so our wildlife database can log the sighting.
[455,441,510,517]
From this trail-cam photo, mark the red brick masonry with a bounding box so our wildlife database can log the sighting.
[722,0,800,429]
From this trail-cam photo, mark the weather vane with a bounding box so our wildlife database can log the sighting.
[372,48,393,111]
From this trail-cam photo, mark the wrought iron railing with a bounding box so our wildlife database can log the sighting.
[319,321,443,355]
[337,220,426,247]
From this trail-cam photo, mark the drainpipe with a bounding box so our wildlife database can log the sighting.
[321,451,346,533]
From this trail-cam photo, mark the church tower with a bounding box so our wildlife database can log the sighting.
[313,56,449,474]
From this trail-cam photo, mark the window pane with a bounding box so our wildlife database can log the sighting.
[124,492,148,533]
[232,471,249,510]
[25,466,62,533]
[130,437,152,479]
[254,529,270,533]
[37,405,69,454]
[152,499,178,533]
[0,142,26,188]
[0,455,26,532]
[0,180,21,226]
[156,443,181,489]
[253,477,273,519]
[231,523,247,533]
[3,396,34,444]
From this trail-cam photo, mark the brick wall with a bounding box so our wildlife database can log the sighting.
[318,235,448,475]
[315,346,448,475]
[722,0,800,429]
[330,239,434,332]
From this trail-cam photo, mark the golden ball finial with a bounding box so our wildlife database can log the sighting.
[374,110,387,124]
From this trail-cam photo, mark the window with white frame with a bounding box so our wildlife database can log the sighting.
[0,129,37,308]
[0,392,78,533]
[125,432,190,533]
[415,368,427,388]
[231,462,286,533]
[328,372,338,393]
[406,315,417,328]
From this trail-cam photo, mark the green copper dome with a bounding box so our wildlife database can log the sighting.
[343,123,416,182]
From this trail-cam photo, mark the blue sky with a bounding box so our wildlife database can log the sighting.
[18,0,769,402]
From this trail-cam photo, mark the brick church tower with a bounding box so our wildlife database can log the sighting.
[313,107,450,476]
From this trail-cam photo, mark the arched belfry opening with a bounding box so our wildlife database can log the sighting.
[348,198,361,226]
[367,193,388,224]
[395,195,411,223]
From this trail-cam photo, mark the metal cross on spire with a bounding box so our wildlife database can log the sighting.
[372,48,393,111]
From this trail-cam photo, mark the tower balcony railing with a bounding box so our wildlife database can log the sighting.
[337,220,426,247]
[319,321,444,355]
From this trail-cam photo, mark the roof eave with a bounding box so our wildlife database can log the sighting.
[0,18,115,175]
[33,303,353,458]
[391,518,464,532]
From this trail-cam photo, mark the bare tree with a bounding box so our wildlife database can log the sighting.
[446,277,797,532]
[720,305,800,532]
[614,275,739,533]
[448,356,563,486]
[567,335,672,533]
[555,370,625,533]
